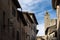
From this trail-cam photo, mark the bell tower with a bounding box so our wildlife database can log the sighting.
[44,11,50,30]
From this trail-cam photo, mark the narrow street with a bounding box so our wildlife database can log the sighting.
[0,0,60,40]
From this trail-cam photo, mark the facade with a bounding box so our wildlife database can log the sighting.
[22,12,38,40]
[0,0,21,40]
[17,11,27,40]
[45,25,57,40]
[0,0,38,40]
[37,36,45,40]
[44,12,57,40]
[52,0,60,40]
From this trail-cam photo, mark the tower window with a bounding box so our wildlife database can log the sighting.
[47,18,48,19]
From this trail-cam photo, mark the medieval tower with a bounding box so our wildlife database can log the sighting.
[44,11,50,30]
[44,11,57,40]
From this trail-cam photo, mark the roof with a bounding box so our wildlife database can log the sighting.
[12,0,21,8]
[22,12,34,23]
[17,10,27,26]
[52,0,60,10]
[45,25,57,35]
[29,13,38,25]
[45,27,50,35]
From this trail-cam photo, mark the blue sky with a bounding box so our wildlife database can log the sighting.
[18,0,57,36]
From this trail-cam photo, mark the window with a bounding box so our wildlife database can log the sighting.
[8,0,9,5]
[12,7,16,17]
[8,19,13,26]
[26,34,30,40]
[47,18,48,19]
[34,26,36,32]
[3,11,5,30]
[55,32,57,37]
[16,31,19,40]
[17,13,19,21]
[8,18,10,32]
[12,28,15,38]
[8,18,13,33]
[59,21,60,28]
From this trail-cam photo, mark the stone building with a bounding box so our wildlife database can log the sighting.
[22,12,38,40]
[44,11,50,31]
[0,0,21,40]
[17,11,38,40]
[37,36,45,40]
[44,12,57,30]
[52,0,60,40]
[17,11,27,40]
[45,25,57,40]
[44,12,57,40]
[0,0,38,40]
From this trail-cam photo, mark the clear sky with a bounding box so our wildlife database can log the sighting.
[18,0,57,36]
